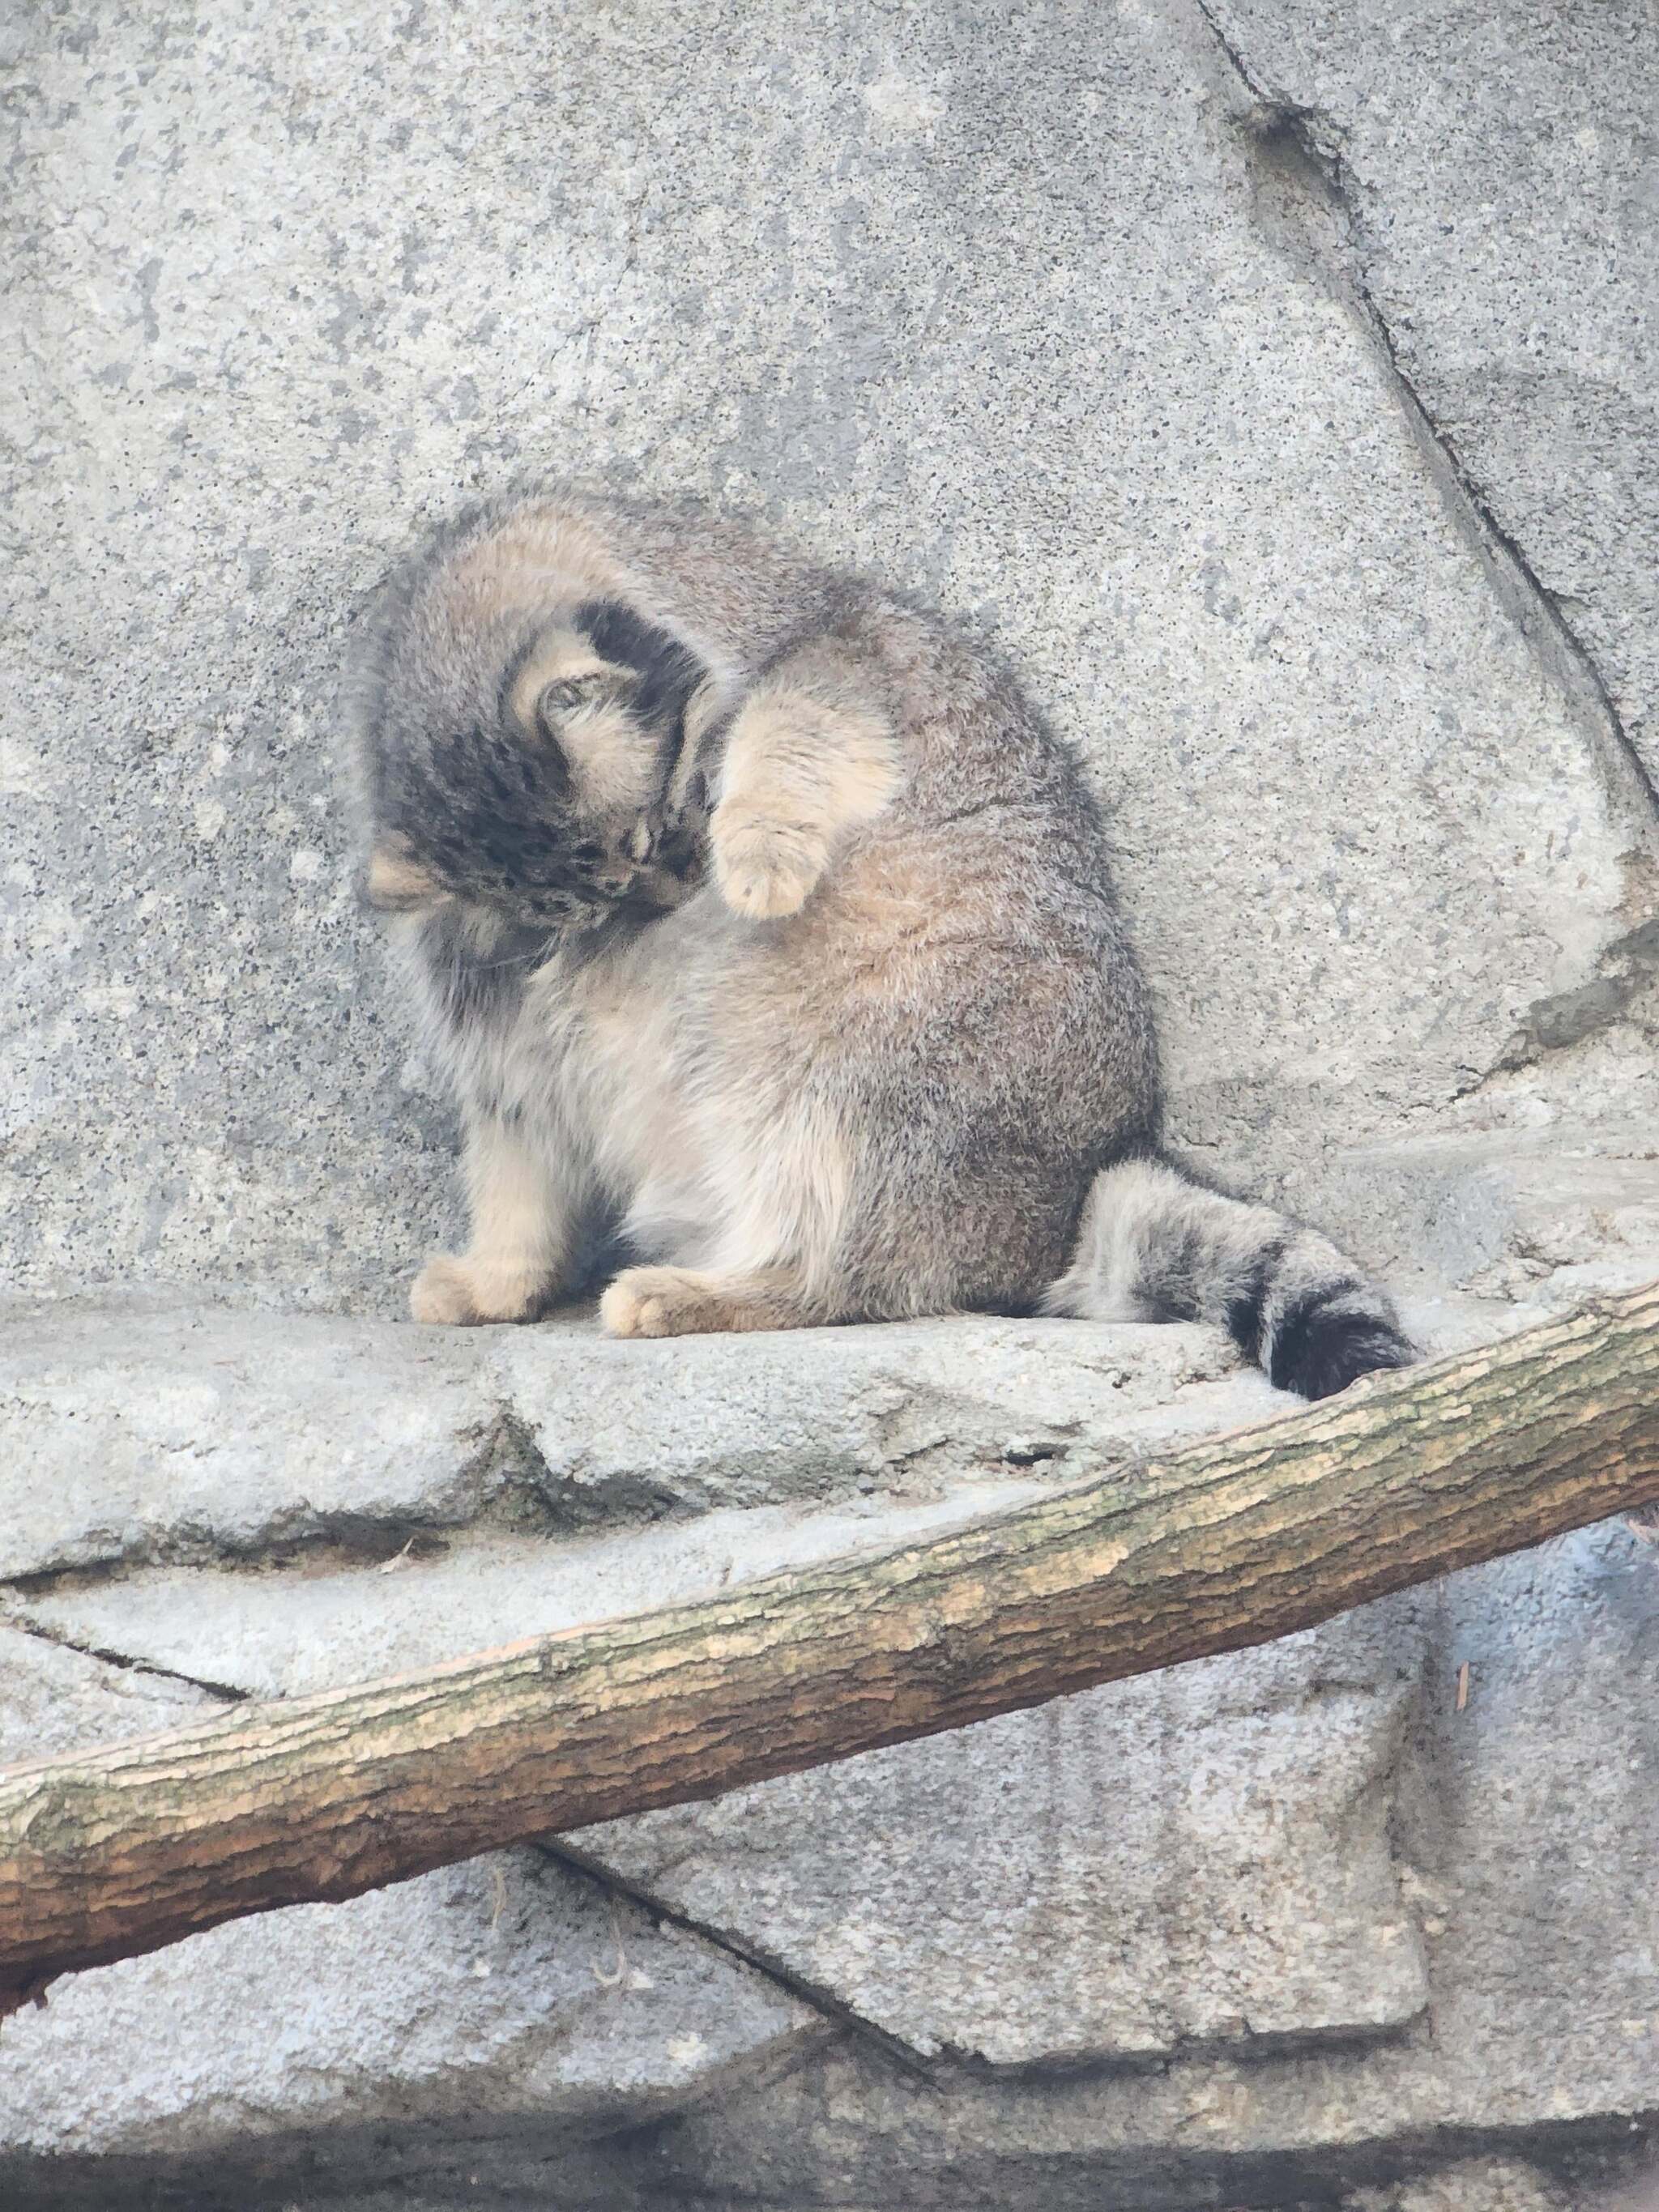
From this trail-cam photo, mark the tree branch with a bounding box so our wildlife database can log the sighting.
[5,1281,1658,2017]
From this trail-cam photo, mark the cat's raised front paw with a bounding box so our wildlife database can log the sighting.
[710,808,828,921]
[410,1255,544,1326]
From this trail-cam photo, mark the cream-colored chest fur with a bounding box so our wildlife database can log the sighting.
[509,897,842,1276]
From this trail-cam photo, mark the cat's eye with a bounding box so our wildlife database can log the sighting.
[539,679,589,718]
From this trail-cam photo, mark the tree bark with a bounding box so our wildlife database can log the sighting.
[4,1281,1658,2016]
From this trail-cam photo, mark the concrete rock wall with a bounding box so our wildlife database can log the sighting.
[4,1,1657,2206]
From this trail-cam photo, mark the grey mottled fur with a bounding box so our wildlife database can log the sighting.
[347,487,1413,1396]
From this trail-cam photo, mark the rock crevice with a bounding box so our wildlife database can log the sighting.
[1196,0,1659,831]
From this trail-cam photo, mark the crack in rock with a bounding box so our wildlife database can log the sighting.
[1193,0,1659,833]
[0,1608,249,1706]
[535,1840,917,2078]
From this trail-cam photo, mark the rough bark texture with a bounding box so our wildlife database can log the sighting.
[4,1281,1657,2017]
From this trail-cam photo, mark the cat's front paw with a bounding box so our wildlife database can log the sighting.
[710,807,829,921]
[410,1254,545,1326]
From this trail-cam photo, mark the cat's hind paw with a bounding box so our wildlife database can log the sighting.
[600,1266,727,1337]
[600,1264,799,1338]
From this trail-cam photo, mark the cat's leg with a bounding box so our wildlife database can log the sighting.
[599,1078,859,1337]
[599,1264,813,1339]
[710,638,899,921]
[412,1107,576,1325]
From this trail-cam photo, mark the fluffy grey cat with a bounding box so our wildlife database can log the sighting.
[348,488,1414,1398]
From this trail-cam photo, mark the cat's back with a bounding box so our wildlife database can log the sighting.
[676,599,1154,1147]
[369,486,843,691]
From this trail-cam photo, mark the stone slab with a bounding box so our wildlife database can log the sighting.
[541,1525,1659,2204]
[489,1312,1279,1520]
[6,1482,1046,1703]
[0,1850,818,2179]
[2,1301,1286,1581]
[0,1300,507,1578]
[0,1630,819,2198]
[1258,1126,1659,1302]
[0,1622,211,1767]
[6,1524,1430,2076]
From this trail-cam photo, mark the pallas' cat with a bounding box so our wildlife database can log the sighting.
[348,488,1413,1398]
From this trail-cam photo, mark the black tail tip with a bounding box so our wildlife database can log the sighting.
[1269,1298,1418,1402]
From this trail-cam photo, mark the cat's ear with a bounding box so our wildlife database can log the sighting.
[364,840,441,911]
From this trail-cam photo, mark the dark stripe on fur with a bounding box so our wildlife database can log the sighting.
[574,599,706,731]
[495,630,540,728]
[1269,1286,1416,1401]
[1144,1218,1206,1323]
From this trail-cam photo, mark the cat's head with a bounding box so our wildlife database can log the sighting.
[357,595,713,931]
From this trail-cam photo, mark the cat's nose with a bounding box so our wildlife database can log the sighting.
[627,820,655,863]
[630,862,693,910]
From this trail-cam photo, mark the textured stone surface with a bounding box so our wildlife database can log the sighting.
[4,1281,1567,1592]
[1211,0,1659,795]
[545,1524,1659,2208]
[0,1849,817,2188]
[489,1311,1280,1514]
[8,1502,1428,2075]
[1278,1126,1659,1304]
[6,0,1659,2202]
[315,2172,1659,2212]
[575,1609,1427,2065]
[0,1622,211,1767]
[0,1628,819,2203]
[2,1299,1287,1581]
[0,1280,1560,1689]
[9,1295,1657,2206]
[229,2159,1659,2212]
[5,1340,1658,2193]
[6,1483,1046,1701]
[0,1298,509,1577]
[4,0,1653,1310]
[1346,2161,1571,2212]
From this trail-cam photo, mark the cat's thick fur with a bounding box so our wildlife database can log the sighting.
[348,488,1414,1398]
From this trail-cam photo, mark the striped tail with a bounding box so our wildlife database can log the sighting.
[1045,1157,1416,1401]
